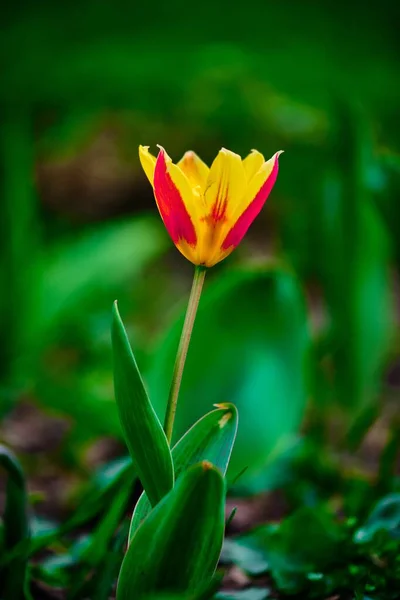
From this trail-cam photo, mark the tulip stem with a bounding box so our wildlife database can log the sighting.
[164,265,206,444]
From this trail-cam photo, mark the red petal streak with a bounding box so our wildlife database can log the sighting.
[154,150,197,246]
[211,182,228,223]
[221,155,280,250]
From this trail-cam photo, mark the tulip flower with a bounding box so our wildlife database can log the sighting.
[138,144,283,443]
[139,145,282,268]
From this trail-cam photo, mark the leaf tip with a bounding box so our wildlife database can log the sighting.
[201,460,214,471]
[213,402,237,428]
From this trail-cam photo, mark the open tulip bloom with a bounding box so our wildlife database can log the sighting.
[139,145,283,267]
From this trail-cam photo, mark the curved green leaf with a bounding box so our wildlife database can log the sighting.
[148,267,309,493]
[117,462,225,599]
[112,302,173,506]
[354,493,400,543]
[129,402,238,540]
[0,444,29,600]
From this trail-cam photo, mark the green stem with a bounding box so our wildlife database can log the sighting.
[164,265,206,443]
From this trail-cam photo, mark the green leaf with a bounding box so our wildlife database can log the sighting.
[117,462,225,599]
[221,538,268,576]
[148,267,309,493]
[217,589,272,600]
[11,457,134,563]
[228,506,345,594]
[80,478,132,568]
[317,108,393,414]
[90,523,130,600]
[0,444,29,600]
[129,403,238,540]
[68,487,131,600]
[112,301,173,506]
[354,494,400,543]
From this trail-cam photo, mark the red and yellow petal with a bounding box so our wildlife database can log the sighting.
[194,148,247,266]
[221,151,282,252]
[153,147,205,263]
[177,151,209,192]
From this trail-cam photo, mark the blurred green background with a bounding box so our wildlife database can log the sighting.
[1,0,399,503]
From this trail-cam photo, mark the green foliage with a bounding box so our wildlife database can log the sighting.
[117,462,226,599]
[314,108,393,414]
[36,217,167,341]
[112,301,173,506]
[225,498,400,598]
[22,460,134,597]
[129,402,238,540]
[0,445,29,599]
[0,2,399,597]
[355,494,400,543]
[217,590,271,600]
[148,267,309,493]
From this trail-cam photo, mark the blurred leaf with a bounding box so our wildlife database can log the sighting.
[148,267,309,493]
[35,536,91,588]
[217,589,271,600]
[317,107,393,414]
[136,575,223,600]
[80,478,132,568]
[0,110,39,387]
[221,538,268,576]
[228,506,345,594]
[227,499,400,597]
[262,507,345,592]
[354,494,400,543]
[112,301,173,506]
[117,462,225,599]
[2,456,133,565]
[91,455,132,492]
[24,467,133,598]
[0,444,29,600]
[129,402,238,540]
[377,425,400,494]
[67,481,131,599]
[346,403,381,452]
[35,216,167,340]
[89,522,129,600]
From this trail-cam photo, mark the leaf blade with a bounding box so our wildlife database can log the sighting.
[117,462,225,599]
[112,301,173,506]
[129,403,238,540]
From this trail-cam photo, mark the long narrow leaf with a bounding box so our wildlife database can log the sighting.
[117,462,225,599]
[129,403,238,540]
[112,301,173,506]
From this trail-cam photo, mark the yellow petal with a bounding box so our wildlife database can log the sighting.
[198,148,246,266]
[139,145,157,186]
[177,151,209,193]
[242,150,265,182]
[204,148,246,217]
